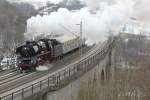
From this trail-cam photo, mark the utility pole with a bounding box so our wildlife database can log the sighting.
[76,21,83,58]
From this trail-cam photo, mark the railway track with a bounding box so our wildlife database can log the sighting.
[0,72,33,86]
[0,71,18,81]
[0,72,40,94]
[0,69,17,76]
[0,46,93,94]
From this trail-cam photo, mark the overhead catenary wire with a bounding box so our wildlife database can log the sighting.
[59,24,79,37]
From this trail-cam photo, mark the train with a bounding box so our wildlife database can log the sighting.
[16,35,85,72]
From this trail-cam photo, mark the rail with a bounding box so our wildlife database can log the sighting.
[0,38,115,100]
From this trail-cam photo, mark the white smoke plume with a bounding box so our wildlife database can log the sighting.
[26,0,136,44]
[84,0,116,11]
[133,0,150,23]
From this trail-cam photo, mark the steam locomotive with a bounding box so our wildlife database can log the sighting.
[16,36,85,72]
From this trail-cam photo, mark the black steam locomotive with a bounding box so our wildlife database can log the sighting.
[16,36,85,72]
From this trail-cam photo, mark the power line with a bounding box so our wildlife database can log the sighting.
[59,24,79,37]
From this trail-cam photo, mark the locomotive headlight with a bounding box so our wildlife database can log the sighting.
[31,60,33,63]
[19,61,22,64]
